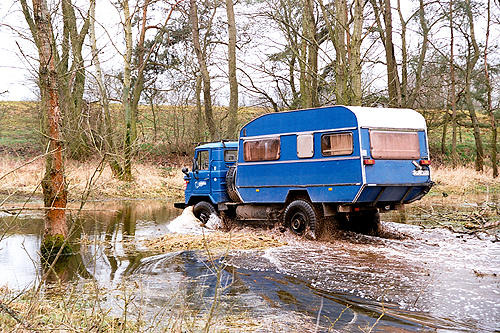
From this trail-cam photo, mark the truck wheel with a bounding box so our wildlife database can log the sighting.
[283,200,317,236]
[193,201,217,224]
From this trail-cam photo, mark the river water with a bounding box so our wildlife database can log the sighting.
[0,199,498,332]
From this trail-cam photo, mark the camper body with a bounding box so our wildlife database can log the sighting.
[175,106,433,235]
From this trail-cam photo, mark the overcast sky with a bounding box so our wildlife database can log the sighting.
[0,0,498,103]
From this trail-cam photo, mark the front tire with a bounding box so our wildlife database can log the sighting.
[193,201,217,224]
[283,200,318,237]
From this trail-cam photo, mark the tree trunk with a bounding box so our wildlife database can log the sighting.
[32,0,68,244]
[189,0,217,140]
[396,0,407,106]
[464,0,484,171]
[226,0,238,139]
[122,0,134,180]
[441,112,448,155]
[484,0,498,178]
[334,0,348,105]
[90,0,124,178]
[130,0,151,144]
[299,3,310,108]
[407,0,429,108]
[450,0,458,165]
[195,73,203,142]
[382,0,401,107]
[348,0,363,105]
[305,0,318,107]
[60,0,92,159]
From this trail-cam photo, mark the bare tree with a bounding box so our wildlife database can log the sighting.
[463,0,484,171]
[89,0,124,178]
[450,0,458,164]
[30,0,68,245]
[370,0,401,107]
[226,0,238,138]
[189,0,217,140]
[483,0,498,177]
[119,0,181,179]
[21,0,94,159]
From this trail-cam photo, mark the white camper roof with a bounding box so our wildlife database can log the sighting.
[347,106,427,130]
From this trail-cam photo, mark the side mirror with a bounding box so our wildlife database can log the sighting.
[182,167,189,176]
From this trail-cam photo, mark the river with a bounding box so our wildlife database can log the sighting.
[0,199,498,332]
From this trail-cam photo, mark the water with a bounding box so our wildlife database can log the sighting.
[0,199,498,331]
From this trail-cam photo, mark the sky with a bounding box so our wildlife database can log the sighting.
[0,2,36,100]
[0,0,498,104]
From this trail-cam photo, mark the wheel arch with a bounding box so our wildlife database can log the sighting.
[285,189,311,204]
[187,196,215,207]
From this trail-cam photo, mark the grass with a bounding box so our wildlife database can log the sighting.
[427,164,500,196]
[0,154,186,202]
[0,101,41,154]
[146,229,287,254]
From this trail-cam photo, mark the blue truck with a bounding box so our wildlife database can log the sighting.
[174,106,433,237]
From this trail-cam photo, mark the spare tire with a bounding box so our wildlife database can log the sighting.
[225,164,240,202]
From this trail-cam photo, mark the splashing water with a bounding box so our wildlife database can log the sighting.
[167,206,205,234]
[167,206,222,234]
[205,213,222,230]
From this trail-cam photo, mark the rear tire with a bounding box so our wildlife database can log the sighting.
[283,200,318,237]
[193,201,217,224]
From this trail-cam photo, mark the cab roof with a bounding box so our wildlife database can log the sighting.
[196,141,238,149]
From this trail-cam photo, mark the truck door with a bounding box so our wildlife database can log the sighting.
[193,149,211,195]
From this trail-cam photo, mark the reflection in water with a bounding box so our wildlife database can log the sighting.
[0,199,498,331]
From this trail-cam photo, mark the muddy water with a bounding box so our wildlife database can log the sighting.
[0,199,498,332]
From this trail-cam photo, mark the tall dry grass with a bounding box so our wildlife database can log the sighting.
[0,155,185,202]
[430,165,499,194]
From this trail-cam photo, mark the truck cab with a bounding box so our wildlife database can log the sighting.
[175,142,238,221]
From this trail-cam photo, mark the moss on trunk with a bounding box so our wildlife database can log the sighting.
[41,234,73,262]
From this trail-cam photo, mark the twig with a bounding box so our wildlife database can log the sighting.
[0,300,31,329]
[1,207,119,212]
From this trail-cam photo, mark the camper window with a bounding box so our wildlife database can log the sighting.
[297,134,314,158]
[370,130,420,159]
[321,133,353,156]
[244,138,280,161]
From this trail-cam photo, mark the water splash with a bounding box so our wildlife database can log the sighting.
[167,206,205,234]
[205,213,222,230]
[167,206,221,234]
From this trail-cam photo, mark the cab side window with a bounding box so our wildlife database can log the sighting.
[224,149,238,162]
[197,150,209,170]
